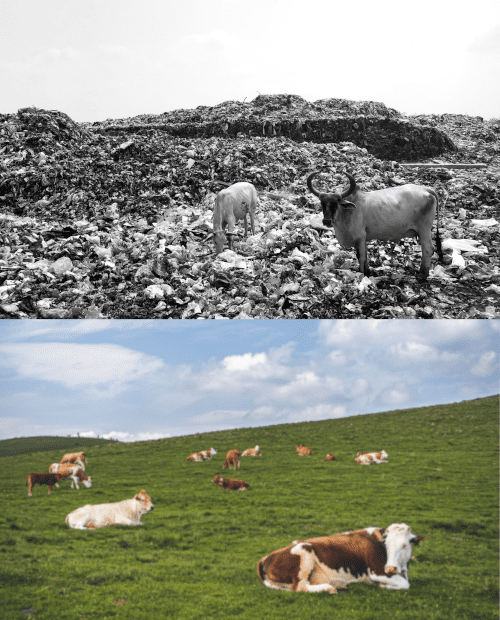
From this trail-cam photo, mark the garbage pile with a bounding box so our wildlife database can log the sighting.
[92,94,456,161]
[0,97,498,319]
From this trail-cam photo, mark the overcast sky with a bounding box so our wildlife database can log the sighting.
[0,319,497,442]
[1,0,499,122]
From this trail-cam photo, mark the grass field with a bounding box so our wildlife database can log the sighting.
[1,395,498,620]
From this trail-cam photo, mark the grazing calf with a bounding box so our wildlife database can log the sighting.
[242,445,262,457]
[307,171,442,278]
[26,473,64,497]
[212,475,249,491]
[49,463,92,489]
[66,490,154,530]
[60,452,86,469]
[187,448,217,462]
[223,449,241,470]
[213,182,257,254]
[322,454,336,461]
[355,450,389,465]
[257,523,424,594]
[296,445,312,456]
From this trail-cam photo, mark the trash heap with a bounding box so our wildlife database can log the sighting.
[0,97,498,319]
[92,94,456,161]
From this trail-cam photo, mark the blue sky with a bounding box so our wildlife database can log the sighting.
[0,319,498,442]
[1,0,499,122]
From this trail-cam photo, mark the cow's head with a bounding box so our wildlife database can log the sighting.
[213,231,227,255]
[380,450,388,459]
[383,523,424,577]
[83,476,92,489]
[135,490,154,512]
[307,171,357,227]
[212,475,222,484]
[210,448,217,456]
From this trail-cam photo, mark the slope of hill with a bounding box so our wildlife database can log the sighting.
[0,95,498,319]
[1,395,498,620]
[0,435,120,458]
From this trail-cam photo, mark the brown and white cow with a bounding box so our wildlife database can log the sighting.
[60,452,87,469]
[296,445,312,456]
[26,473,64,497]
[66,490,154,530]
[187,448,217,462]
[242,445,262,457]
[223,449,241,470]
[355,450,389,465]
[322,454,336,461]
[257,524,424,594]
[212,475,249,491]
[49,463,92,489]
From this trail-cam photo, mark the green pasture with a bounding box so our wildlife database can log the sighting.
[1,395,498,620]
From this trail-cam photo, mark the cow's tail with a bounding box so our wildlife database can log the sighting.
[430,187,444,261]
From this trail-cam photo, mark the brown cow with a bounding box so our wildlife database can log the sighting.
[212,475,249,491]
[26,473,64,497]
[223,449,241,470]
[296,445,312,456]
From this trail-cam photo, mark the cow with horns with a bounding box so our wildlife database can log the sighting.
[307,171,442,279]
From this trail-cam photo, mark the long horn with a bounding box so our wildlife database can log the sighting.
[341,172,357,198]
[307,172,322,197]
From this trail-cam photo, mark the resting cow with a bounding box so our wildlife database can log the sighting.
[322,454,336,461]
[66,490,154,529]
[242,445,262,457]
[307,171,442,279]
[296,445,312,456]
[26,473,64,497]
[212,475,249,491]
[187,448,217,462]
[49,463,92,489]
[257,524,423,594]
[355,451,388,465]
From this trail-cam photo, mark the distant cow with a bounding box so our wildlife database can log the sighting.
[296,445,312,456]
[26,473,64,497]
[257,523,424,594]
[187,448,217,462]
[213,182,257,254]
[223,449,241,470]
[49,463,92,489]
[60,452,87,469]
[242,445,262,457]
[355,451,388,465]
[212,475,249,491]
[66,490,154,530]
[322,454,336,461]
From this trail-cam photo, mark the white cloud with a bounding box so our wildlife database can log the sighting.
[191,409,248,425]
[223,352,267,371]
[380,385,409,407]
[0,343,163,397]
[389,342,438,361]
[328,350,347,365]
[471,352,497,377]
[468,24,500,54]
[288,403,346,423]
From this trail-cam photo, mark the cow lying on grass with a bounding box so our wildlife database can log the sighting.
[242,445,262,457]
[355,450,389,465]
[296,445,312,456]
[212,475,249,491]
[322,454,336,461]
[257,524,423,594]
[187,448,217,462]
[49,463,92,489]
[65,490,154,529]
[26,473,64,497]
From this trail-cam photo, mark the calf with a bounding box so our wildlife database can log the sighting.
[296,445,312,456]
[60,452,86,469]
[223,449,241,470]
[307,171,442,278]
[187,448,217,462]
[242,445,262,457]
[66,490,154,530]
[257,523,424,594]
[322,454,336,461]
[213,182,257,254]
[26,473,64,497]
[212,475,249,491]
[355,450,389,465]
[49,463,92,489]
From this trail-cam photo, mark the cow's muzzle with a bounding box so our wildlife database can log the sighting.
[385,566,398,576]
[322,218,333,228]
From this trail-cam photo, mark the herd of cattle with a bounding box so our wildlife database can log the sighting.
[25,443,425,595]
[213,174,442,280]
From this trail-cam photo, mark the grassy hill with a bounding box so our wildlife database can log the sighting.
[0,435,120,459]
[1,395,498,620]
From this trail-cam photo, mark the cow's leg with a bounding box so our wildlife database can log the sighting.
[368,570,410,590]
[290,542,336,594]
[354,238,369,275]
[226,215,236,251]
[48,484,52,495]
[417,230,433,279]
[28,483,33,497]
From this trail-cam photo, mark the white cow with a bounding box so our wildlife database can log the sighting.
[66,490,154,530]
